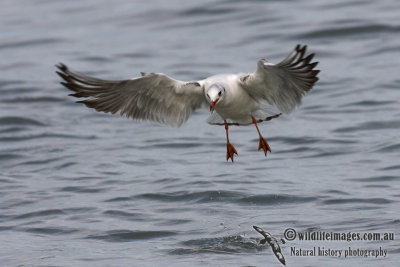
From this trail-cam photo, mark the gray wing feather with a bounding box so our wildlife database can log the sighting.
[56,63,205,127]
[240,45,319,114]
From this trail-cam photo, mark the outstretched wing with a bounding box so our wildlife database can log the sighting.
[240,45,319,114]
[56,63,205,127]
[253,226,286,266]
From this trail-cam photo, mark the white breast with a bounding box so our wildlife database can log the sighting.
[205,74,257,123]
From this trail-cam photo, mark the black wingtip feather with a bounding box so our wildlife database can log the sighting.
[56,63,67,72]
[281,45,320,82]
[309,61,319,69]
[56,71,71,82]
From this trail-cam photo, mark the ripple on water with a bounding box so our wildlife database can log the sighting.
[0,116,45,126]
[349,175,400,183]
[102,210,148,221]
[77,56,114,63]
[375,143,400,153]
[135,190,240,203]
[86,230,177,242]
[0,80,25,88]
[58,186,107,194]
[131,191,317,206]
[172,235,259,255]
[340,100,397,107]
[13,209,65,220]
[0,38,63,50]
[12,207,95,221]
[379,165,400,171]
[0,133,97,142]
[177,6,238,17]
[1,96,66,103]
[334,120,400,133]
[297,24,400,39]
[321,198,392,205]
[0,153,24,161]
[20,227,79,235]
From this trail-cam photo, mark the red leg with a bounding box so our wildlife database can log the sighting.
[224,120,238,162]
[251,115,271,156]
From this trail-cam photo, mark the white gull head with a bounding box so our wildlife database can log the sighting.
[206,83,226,113]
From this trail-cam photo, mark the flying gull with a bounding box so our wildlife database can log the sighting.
[56,45,319,161]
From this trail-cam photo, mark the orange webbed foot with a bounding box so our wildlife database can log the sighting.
[258,137,271,156]
[226,143,238,162]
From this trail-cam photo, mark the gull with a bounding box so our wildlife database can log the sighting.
[56,44,319,161]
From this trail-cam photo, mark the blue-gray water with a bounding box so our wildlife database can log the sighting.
[1,1,399,266]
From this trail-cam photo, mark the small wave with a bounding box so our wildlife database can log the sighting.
[321,189,350,196]
[0,127,27,133]
[135,190,239,203]
[271,136,320,145]
[0,62,34,71]
[297,24,399,39]
[0,86,40,94]
[379,165,400,171]
[334,120,400,133]
[20,157,63,166]
[121,159,162,166]
[0,178,18,184]
[360,45,400,56]
[276,146,315,154]
[78,56,114,63]
[56,162,77,169]
[0,80,24,88]
[381,79,400,89]
[104,195,135,202]
[322,198,392,205]
[13,207,94,220]
[305,150,351,158]
[115,52,153,59]
[86,230,176,242]
[13,209,65,220]
[1,96,66,103]
[340,100,396,107]
[2,200,34,209]
[146,142,203,149]
[175,235,258,255]
[0,116,45,126]
[237,194,317,205]
[102,210,147,221]
[21,227,79,235]
[155,219,192,226]
[375,143,400,153]
[0,153,23,161]
[178,6,237,17]
[349,175,400,183]
[132,191,316,206]
[58,186,107,193]
[0,38,63,50]
[0,133,97,142]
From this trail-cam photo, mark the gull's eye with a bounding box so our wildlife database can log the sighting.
[218,91,222,96]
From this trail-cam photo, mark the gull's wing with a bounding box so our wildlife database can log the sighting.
[56,63,205,127]
[240,45,319,114]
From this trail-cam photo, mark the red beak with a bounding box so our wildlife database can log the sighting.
[210,99,219,113]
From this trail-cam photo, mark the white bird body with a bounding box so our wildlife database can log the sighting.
[57,44,319,160]
[203,73,258,125]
